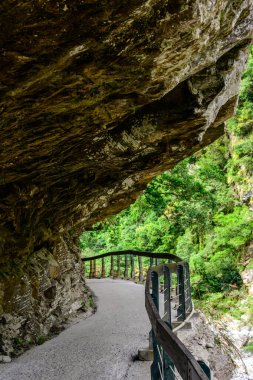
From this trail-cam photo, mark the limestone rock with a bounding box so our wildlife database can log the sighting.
[241,242,253,295]
[0,0,253,354]
[241,268,253,295]
[0,234,88,356]
[0,355,12,363]
[178,311,235,380]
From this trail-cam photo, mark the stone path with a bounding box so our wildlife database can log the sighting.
[0,279,151,380]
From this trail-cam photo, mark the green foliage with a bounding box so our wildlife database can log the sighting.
[88,295,95,309]
[194,290,245,319]
[247,259,253,270]
[36,336,47,345]
[244,341,253,352]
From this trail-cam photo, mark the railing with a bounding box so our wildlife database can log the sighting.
[82,250,180,281]
[82,251,211,380]
[146,262,211,380]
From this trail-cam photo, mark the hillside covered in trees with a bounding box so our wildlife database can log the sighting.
[81,49,253,322]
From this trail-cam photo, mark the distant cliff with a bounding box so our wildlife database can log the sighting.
[226,51,253,296]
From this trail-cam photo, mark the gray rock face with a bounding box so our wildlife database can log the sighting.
[0,233,88,356]
[0,0,253,354]
[0,355,12,363]
[178,312,235,380]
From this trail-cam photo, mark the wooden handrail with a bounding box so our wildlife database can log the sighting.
[82,250,182,262]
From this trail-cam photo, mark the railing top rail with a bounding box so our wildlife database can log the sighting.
[145,267,209,380]
[148,261,187,275]
[82,250,182,262]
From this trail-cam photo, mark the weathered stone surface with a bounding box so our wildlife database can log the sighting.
[1,355,12,363]
[178,311,235,380]
[0,0,253,354]
[241,243,253,294]
[0,233,88,355]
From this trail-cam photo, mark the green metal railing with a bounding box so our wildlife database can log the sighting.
[82,251,211,380]
[146,262,210,380]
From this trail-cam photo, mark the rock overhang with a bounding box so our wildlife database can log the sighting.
[1,1,253,247]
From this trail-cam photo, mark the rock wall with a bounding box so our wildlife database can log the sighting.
[0,0,253,353]
[0,233,87,355]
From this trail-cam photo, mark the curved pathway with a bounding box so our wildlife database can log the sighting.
[0,279,151,380]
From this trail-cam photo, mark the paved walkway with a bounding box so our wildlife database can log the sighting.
[0,279,151,380]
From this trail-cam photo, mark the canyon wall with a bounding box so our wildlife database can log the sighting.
[0,0,253,354]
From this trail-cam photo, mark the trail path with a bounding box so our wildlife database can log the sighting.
[0,279,150,380]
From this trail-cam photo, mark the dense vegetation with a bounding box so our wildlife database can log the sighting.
[80,49,253,321]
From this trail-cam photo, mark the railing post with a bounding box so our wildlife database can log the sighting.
[89,260,93,278]
[184,262,192,316]
[163,351,175,380]
[151,271,160,380]
[138,256,143,283]
[124,254,129,279]
[110,255,114,277]
[130,254,135,280]
[197,361,211,379]
[116,256,121,278]
[101,257,105,278]
[92,259,96,278]
[148,257,155,357]
[163,267,175,380]
[164,267,171,326]
[177,264,186,321]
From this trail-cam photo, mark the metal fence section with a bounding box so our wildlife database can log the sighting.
[146,261,210,380]
[82,251,211,380]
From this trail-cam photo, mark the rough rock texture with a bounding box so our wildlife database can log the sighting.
[0,232,88,355]
[178,311,235,380]
[242,241,253,295]
[0,0,253,354]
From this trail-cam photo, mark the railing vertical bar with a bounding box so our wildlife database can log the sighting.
[110,255,114,277]
[151,330,160,380]
[124,254,129,279]
[101,257,105,278]
[163,349,176,380]
[131,254,135,280]
[138,256,143,283]
[151,271,160,380]
[164,267,171,325]
[152,271,159,311]
[89,260,93,278]
[184,263,192,315]
[177,264,186,322]
[117,255,121,278]
[93,259,97,278]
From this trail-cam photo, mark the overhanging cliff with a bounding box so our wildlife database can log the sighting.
[0,0,253,354]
